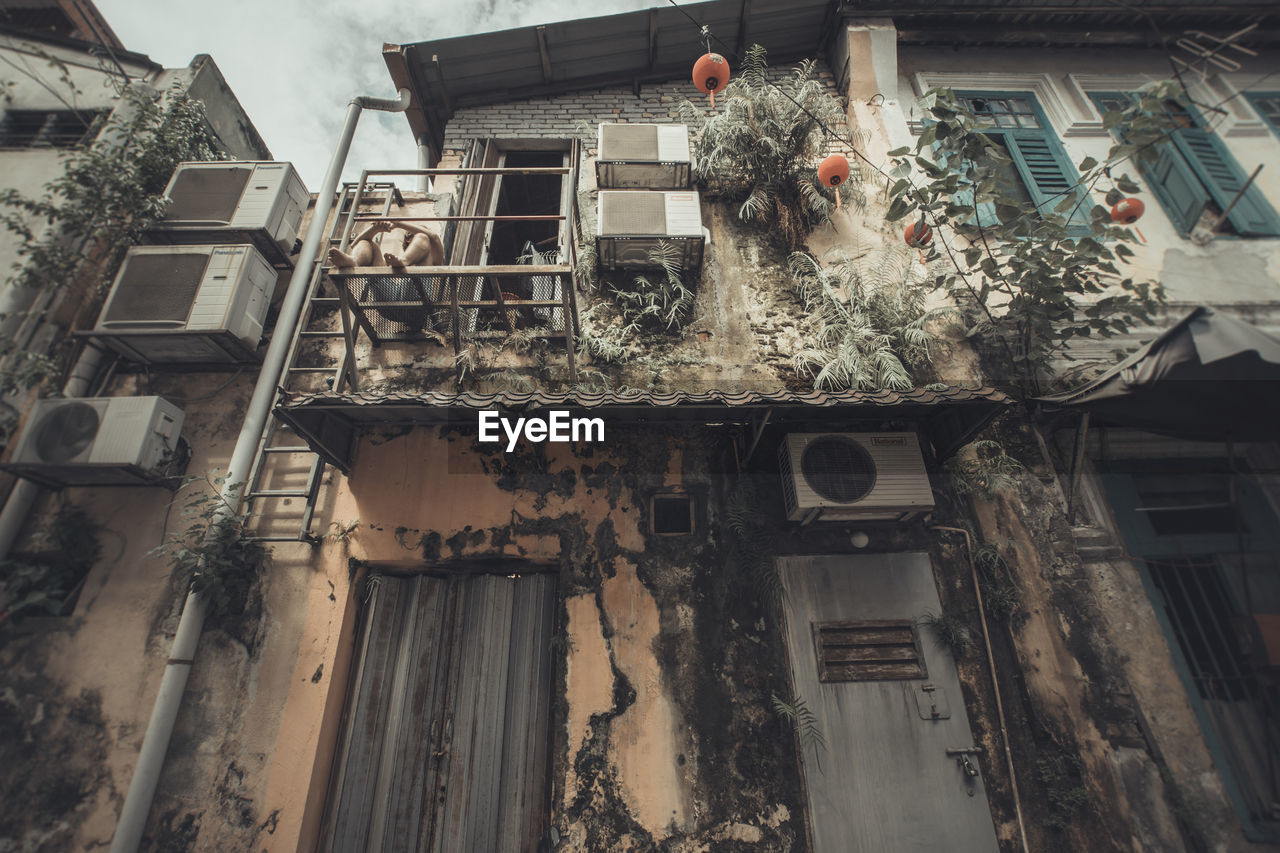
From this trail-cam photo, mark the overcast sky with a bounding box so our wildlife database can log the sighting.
[94,0,652,190]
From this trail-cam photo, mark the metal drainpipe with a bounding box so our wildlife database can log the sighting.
[930,524,1031,853]
[109,87,411,853]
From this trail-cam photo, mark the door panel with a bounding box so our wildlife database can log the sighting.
[319,572,556,853]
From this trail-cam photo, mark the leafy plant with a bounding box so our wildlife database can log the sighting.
[981,582,1020,622]
[788,249,944,391]
[0,83,224,393]
[946,439,1025,498]
[0,505,101,621]
[725,479,783,615]
[920,610,971,658]
[326,519,360,543]
[885,84,1175,391]
[772,691,826,767]
[604,243,697,333]
[151,473,269,620]
[1037,751,1090,830]
[683,44,862,249]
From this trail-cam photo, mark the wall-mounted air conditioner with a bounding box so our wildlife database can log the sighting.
[596,123,691,189]
[143,161,308,267]
[91,245,275,365]
[1,396,184,488]
[779,432,935,523]
[597,190,704,272]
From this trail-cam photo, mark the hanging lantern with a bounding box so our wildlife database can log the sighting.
[904,220,933,248]
[693,52,729,107]
[818,154,850,209]
[1110,197,1145,225]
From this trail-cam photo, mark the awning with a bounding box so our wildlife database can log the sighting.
[1038,306,1280,441]
[276,385,1011,473]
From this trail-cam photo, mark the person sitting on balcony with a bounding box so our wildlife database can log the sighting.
[325,219,444,269]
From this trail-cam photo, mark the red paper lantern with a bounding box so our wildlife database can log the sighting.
[904,220,933,248]
[1110,197,1145,225]
[692,53,729,106]
[818,154,850,188]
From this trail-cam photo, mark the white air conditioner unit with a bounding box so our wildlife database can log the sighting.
[1,396,184,488]
[596,123,691,189]
[779,432,935,523]
[92,245,275,365]
[597,190,704,271]
[144,161,308,266]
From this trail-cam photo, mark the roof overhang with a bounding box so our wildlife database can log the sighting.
[276,386,1011,473]
[384,0,1276,161]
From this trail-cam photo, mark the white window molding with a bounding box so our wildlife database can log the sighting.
[1068,72,1267,138]
[907,71,1098,137]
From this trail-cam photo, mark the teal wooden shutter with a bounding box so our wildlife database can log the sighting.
[1171,124,1280,236]
[1147,141,1207,233]
[925,137,998,228]
[1006,133,1091,232]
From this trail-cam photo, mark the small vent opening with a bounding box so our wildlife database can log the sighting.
[801,436,876,503]
[651,493,693,535]
[814,620,927,682]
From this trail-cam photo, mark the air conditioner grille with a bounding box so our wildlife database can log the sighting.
[600,124,659,161]
[102,254,208,323]
[600,192,666,234]
[35,403,99,463]
[163,166,251,224]
[801,436,877,502]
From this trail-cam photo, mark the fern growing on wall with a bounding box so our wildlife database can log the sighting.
[788,249,943,391]
[682,45,862,250]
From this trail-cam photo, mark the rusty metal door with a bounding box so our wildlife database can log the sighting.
[318,571,556,852]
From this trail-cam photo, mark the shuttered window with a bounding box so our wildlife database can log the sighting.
[0,109,101,149]
[1091,92,1280,238]
[1245,93,1280,138]
[948,93,1092,233]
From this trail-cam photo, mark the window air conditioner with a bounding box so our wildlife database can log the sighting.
[92,245,275,365]
[779,433,935,523]
[597,190,705,272]
[1,396,184,488]
[144,161,308,266]
[596,123,691,189]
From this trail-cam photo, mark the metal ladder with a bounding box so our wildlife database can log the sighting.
[242,182,402,542]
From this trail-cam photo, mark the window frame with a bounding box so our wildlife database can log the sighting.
[1244,91,1280,139]
[1088,91,1280,239]
[949,89,1093,235]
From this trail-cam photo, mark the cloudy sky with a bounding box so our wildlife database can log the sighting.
[95,0,652,190]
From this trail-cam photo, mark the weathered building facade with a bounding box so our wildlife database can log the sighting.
[3,1,1280,852]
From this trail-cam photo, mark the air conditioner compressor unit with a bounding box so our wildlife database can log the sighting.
[779,432,935,523]
[144,161,308,266]
[1,396,184,488]
[597,190,704,271]
[596,123,691,189]
[92,245,275,365]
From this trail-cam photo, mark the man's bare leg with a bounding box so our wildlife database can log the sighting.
[385,231,444,267]
[326,238,379,268]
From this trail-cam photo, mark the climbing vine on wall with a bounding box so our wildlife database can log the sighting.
[0,82,224,395]
[885,84,1179,392]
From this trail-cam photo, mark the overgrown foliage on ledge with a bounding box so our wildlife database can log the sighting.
[682,45,862,250]
[788,249,942,391]
[0,83,224,396]
[884,85,1177,394]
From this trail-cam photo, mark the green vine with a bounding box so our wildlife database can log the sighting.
[151,473,269,620]
[0,82,225,394]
